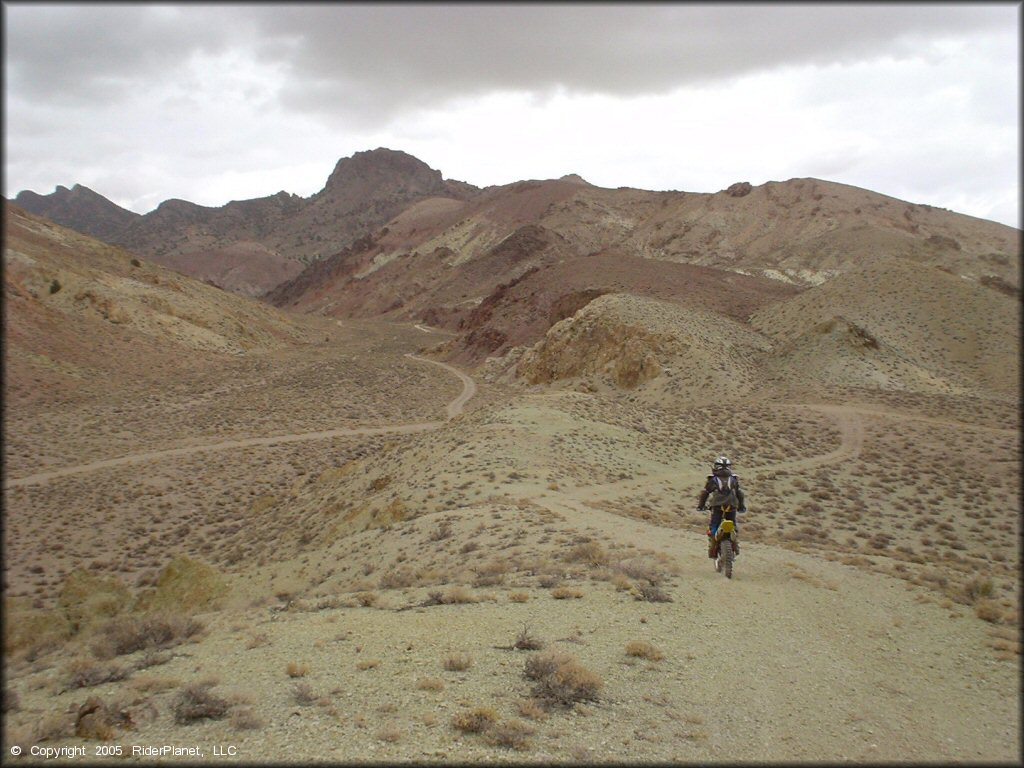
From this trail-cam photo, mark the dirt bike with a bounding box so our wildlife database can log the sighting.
[707,504,739,579]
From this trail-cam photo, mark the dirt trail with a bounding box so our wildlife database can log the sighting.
[3,354,474,489]
[528,491,1018,762]
[556,404,865,509]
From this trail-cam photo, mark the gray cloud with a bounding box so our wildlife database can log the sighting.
[6,4,1012,121]
[3,4,1018,226]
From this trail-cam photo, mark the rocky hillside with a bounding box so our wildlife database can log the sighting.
[13,149,480,297]
[3,203,313,408]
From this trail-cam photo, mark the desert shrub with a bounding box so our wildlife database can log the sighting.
[441,586,478,604]
[524,650,575,681]
[430,521,454,541]
[3,597,71,655]
[416,677,445,691]
[961,576,994,604]
[509,591,529,603]
[356,658,381,670]
[633,582,672,603]
[74,696,133,740]
[379,567,417,590]
[293,682,318,705]
[172,683,229,724]
[57,570,131,634]
[526,651,602,706]
[246,633,270,649]
[230,708,264,730]
[64,657,131,690]
[516,698,546,720]
[484,718,536,750]
[615,558,664,584]
[625,640,664,661]
[443,652,473,671]
[565,541,609,566]
[551,586,583,600]
[451,707,498,734]
[514,624,545,651]
[376,724,403,742]
[130,258,142,267]
[133,556,227,613]
[610,573,633,591]
[355,591,380,607]
[92,613,204,659]
[975,599,1005,624]
[49,279,62,294]
[286,662,309,678]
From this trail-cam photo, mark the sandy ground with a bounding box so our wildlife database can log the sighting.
[2,324,1019,764]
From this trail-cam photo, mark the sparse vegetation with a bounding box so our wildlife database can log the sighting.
[442,652,473,672]
[171,682,229,724]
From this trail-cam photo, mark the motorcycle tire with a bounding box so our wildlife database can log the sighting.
[720,535,734,579]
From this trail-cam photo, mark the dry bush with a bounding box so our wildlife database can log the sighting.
[451,706,498,734]
[355,591,380,608]
[610,573,633,592]
[625,640,664,661]
[129,674,181,693]
[551,586,584,600]
[443,652,473,671]
[633,581,672,603]
[172,683,229,724]
[514,624,545,651]
[524,650,575,681]
[509,591,529,603]
[416,677,445,691]
[516,698,546,720]
[245,632,270,649]
[379,567,418,590]
[356,658,381,671]
[376,724,403,743]
[565,541,609,566]
[975,600,1006,624]
[441,586,479,604]
[484,718,536,750]
[615,557,665,584]
[286,661,310,678]
[230,708,265,730]
[63,657,131,690]
[74,696,132,740]
[293,682,318,705]
[525,650,602,706]
[91,613,204,659]
[960,576,995,605]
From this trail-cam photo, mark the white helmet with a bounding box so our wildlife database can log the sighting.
[713,456,731,471]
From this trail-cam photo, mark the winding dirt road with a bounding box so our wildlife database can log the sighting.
[3,354,475,490]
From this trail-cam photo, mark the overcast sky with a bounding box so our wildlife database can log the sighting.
[3,3,1020,228]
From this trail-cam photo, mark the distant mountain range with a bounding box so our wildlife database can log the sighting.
[13,148,1020,365]
[14,149,478,296]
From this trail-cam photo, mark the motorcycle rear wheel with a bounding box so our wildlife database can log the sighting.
[720,535,734,579]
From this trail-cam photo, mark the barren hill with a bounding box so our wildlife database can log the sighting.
[267,172,1018,366]
[3,204,313,409]
[750,258,1020,397]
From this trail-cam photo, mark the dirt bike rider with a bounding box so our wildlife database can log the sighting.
[696,456,746,561]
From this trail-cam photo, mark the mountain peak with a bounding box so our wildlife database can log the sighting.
[321,148,444,197]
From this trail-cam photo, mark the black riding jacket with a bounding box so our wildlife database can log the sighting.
[697,469,746,510]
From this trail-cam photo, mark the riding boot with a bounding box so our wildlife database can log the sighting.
[733,533,740,559]
[707,535,717,559]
